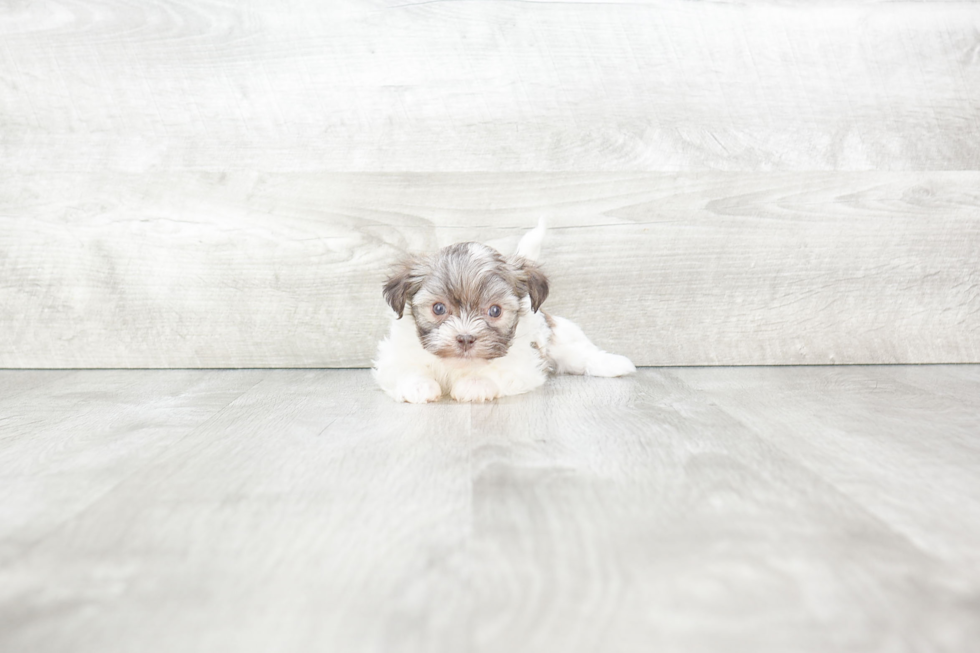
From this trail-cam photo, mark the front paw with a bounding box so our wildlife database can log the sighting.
[394,376,443,404]
[586,353,636,377]
[450,377,500,403]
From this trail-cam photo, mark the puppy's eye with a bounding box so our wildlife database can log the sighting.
[488,305,502,318]
[432,303,447,316]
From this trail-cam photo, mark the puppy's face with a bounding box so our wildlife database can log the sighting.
[383,242,548,360]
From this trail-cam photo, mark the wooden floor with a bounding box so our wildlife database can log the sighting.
[1,366,979,652]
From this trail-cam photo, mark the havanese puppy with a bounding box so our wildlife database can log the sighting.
[373,222,636,403]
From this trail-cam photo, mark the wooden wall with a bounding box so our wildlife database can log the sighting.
[2,1,978,367]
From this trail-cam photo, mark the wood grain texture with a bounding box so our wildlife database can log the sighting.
[1,367,978,652]
[3,1,979,367]
[2,172,978,367]
[1,0,978,172]
[670,365,980,570]
[0,370,262,561]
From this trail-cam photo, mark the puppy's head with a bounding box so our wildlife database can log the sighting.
[383,242,548,360]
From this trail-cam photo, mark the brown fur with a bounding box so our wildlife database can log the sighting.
[383,242,550,360]
[382,255,425,319]
[515,258,549,312]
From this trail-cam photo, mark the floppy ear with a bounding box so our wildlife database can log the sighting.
[513,258,549,312]
[383,256,425,318]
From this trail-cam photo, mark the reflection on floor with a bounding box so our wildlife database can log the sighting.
[1,366,978,652]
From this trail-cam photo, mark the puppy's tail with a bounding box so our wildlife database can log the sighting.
[515,218,546,262]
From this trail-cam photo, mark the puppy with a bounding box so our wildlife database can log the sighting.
[373,222,635,403]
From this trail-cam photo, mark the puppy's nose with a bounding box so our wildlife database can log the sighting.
[456,334,476,349]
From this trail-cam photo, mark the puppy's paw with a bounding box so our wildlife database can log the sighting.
[586,353,636,377]
[395,376,443,404]
[450,376,500,403]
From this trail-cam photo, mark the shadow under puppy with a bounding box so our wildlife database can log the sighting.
[373,222,635,403]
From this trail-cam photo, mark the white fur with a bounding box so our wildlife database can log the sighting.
[515,217,546,261]
[374,296,552,403]
[373,223,636,403]
[546,315,636,377]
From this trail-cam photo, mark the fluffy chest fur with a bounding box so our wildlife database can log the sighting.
[375,296,553,398]
[372,223,635,403]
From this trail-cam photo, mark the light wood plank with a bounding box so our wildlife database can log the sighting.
[0,370,474,653]
[4,1,979,367]
[467,370,980,652]
[1,1,977,172]
[875,364,980,409]
[2,367,979,652]
[2,172,978,367]
[671,365,980,570]
[0,370,262,562]
[0,371,76,402]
